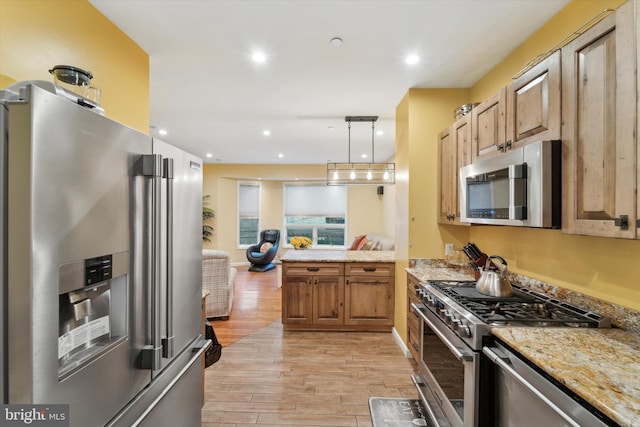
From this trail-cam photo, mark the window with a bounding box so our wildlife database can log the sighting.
[238,183,260,245]
[284,184,347,247]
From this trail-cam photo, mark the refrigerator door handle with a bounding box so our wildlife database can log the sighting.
[162,157,174,359]
[131,339,212,427]
[140,154,163,370]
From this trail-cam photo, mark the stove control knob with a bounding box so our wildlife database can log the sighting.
[451,319,461,330]
[459,324,472,338]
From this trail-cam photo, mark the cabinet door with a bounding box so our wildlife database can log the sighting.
[562,2,636,238]
[506,50,561,148]
[438,127,454,223]
[452,115,471,223]
[344,276,394,326]
[312,275,344,325]
[471,88,506,161]
[407,289,421,362]
[637,0,640,240]
[439,116,471,224]
[282,276,313,324]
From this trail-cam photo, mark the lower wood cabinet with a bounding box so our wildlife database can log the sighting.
[282,261,394,331]
[406,275,421,362]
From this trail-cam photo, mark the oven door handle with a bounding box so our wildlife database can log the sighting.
[483,346,582,427]
[411,303,474,362]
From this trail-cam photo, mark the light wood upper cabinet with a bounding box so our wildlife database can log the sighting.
[471,88,506,161]
[470,51,560,163]
[561,1,637,239]
[637,0,640,239]
[506,50,561,148]
[439,114,471,224]
[438,127,453,223]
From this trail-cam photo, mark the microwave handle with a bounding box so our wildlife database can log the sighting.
[509,163,527,220]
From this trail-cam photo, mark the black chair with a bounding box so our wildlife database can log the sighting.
[246,229,280,272]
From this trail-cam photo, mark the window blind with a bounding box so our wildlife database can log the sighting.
[284,184,346,216]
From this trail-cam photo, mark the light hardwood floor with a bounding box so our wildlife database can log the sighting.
[202,267,418,427]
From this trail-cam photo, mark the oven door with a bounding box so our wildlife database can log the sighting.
[411,303,479,427]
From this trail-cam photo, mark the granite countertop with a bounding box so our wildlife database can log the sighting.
[280,249,395,263]
[492,327,640,427]
[405,258,475,282]
[407,258,640,426]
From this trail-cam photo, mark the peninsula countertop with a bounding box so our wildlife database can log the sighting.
[280,249,395,263]
[492,327,640,427]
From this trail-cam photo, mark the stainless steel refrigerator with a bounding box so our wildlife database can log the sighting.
[0,82,209,427]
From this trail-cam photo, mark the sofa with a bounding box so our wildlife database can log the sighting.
[348,233,395,251]
[202,249,237,319]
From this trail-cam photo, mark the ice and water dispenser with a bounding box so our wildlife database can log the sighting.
[58,252,129,379]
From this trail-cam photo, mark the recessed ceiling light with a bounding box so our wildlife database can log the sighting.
[330,37,343,47]
[206,153,213,158]
[376,130,384,136]
[252,52,266,63]
[361,154,368,159]
[278,153,284,158]
[405,54,420,65]
[263,130,271,136]
[158,129,168,136]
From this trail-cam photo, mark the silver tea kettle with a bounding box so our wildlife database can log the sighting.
[476,255,513,297]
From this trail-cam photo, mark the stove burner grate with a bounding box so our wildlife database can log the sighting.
[427,280,609,328]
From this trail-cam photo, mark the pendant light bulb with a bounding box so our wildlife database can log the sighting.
[332,170,339,180]
[383,171,389,180]
[367,170,373,180]
[350,170,356,180]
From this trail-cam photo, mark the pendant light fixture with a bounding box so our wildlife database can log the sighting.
[327,116,395,185]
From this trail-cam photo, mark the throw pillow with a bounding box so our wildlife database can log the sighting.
[360,239,380,251]
[349,234,366,250]
[260,242,273,253]
[356,236,369,250]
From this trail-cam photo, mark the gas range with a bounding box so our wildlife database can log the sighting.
[415,280,611,351]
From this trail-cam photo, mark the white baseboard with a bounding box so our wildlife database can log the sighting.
[392,327,411,358]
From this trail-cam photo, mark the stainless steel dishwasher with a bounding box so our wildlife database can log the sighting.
[483,341,615,427]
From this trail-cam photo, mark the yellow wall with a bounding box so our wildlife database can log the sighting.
[397,0,639,342]
[203,164,395,264]
[472,0,625,101]
[394,88,472,341]
[0,0,149,131]
[467,0,639,312]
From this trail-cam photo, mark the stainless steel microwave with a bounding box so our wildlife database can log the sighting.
[459,140,561,228]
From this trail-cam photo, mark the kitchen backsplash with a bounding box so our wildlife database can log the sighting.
[409,258,640,336]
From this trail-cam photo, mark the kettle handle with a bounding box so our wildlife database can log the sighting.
[486,255,507,272]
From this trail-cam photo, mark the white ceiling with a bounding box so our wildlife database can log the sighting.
[89,0,569,165]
